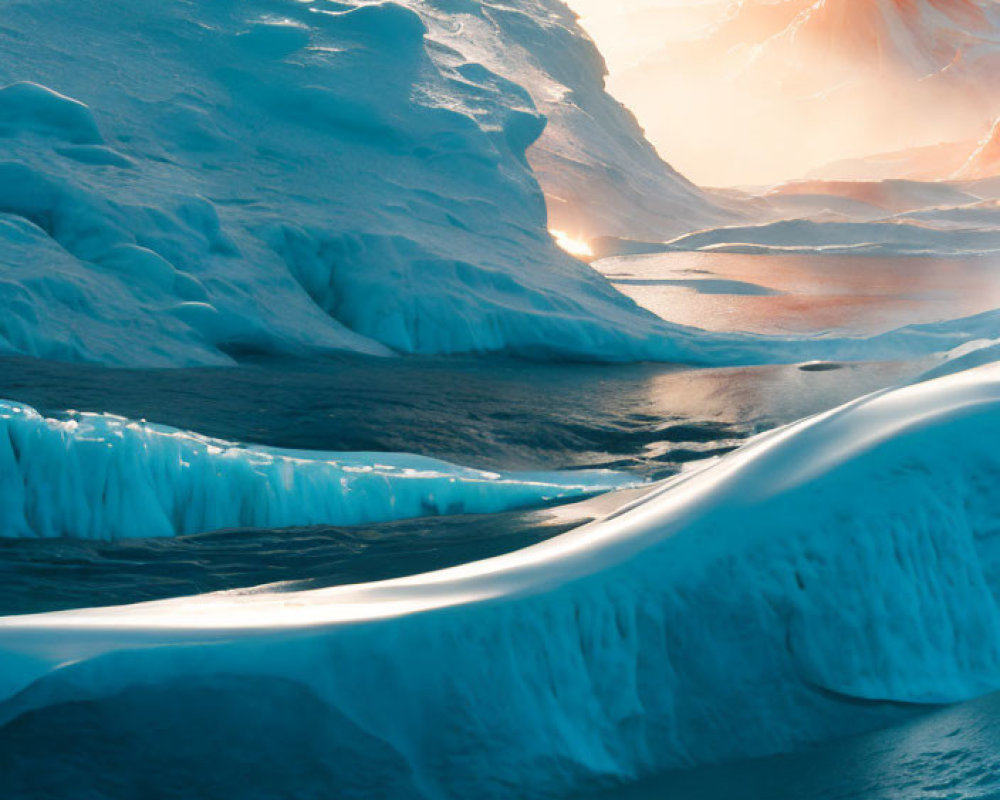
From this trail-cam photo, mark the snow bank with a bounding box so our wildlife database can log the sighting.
[0,0,702,367]
[4,365,1000,796]
[664,218,1000,257]
[914,337,1000,382]
[0,400,638,541]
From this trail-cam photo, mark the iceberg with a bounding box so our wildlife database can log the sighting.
[0,400,640,541]
[3,364,1000,797]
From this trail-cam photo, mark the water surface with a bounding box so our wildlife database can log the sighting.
[597,251,1000,335]
[0,353,918,613]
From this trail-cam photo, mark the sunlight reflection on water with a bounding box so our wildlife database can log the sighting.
[597,251,1000,335]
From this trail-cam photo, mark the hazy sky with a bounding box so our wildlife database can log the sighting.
[563,0,999,187]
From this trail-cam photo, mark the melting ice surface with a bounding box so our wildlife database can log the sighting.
[4,364,1000,798]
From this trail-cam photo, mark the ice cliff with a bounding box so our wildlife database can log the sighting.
[0,400,637,540]
[0,0,734,368]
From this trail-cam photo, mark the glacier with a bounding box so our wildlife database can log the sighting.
[5,0,1000,796]
[0,0,733,368]
[3,0,997,370]
[0,399,639,541]
[3,364,1000,797]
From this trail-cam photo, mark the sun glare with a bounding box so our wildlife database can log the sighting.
[551,229,594,258]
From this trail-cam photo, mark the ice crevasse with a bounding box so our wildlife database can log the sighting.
[0,400,639,541]
[3,364,1000,797]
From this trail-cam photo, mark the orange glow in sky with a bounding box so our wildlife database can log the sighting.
[567,0,1000,187]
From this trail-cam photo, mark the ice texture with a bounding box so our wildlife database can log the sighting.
[0,400,639,541]
[3,364,1000,797]
[0,0,688,366]
[2,0,996,369]
[468,0,733,240]
[0,0,738,368]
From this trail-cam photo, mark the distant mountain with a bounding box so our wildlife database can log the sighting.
[755,0,999,73]
[957,117,1000,179]
[810,114,1000,181]
[593,0,1000,185]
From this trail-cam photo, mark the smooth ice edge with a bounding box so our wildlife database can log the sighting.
[4,365,1000,795]
[0,400,640,541]
[662,216,1000,258]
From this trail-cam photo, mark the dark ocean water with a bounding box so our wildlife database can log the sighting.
[0,352,921,475]
[587,692,1000,800]
[0,352,957,800]
[0,510,584,616]
[0,353,920,615]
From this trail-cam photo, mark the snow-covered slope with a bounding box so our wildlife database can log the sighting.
[0,399,638,540]
[462,1,733,240]
[4,364,1000,797]
[0,0,717,367]
[767,0,1000,74]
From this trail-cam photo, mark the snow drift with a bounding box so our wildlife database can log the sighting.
[0,0,718,367]
[4,364,1000,796]
[0,400,638,541]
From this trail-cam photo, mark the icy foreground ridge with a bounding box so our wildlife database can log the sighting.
[0,0,713,366]
[4,365,1000,796]
[0,400,637,540]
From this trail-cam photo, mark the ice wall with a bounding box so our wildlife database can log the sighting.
[0,400,639,540]
[0,0,697,367]
[451,0,733,240]
[3,365,1000,797]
